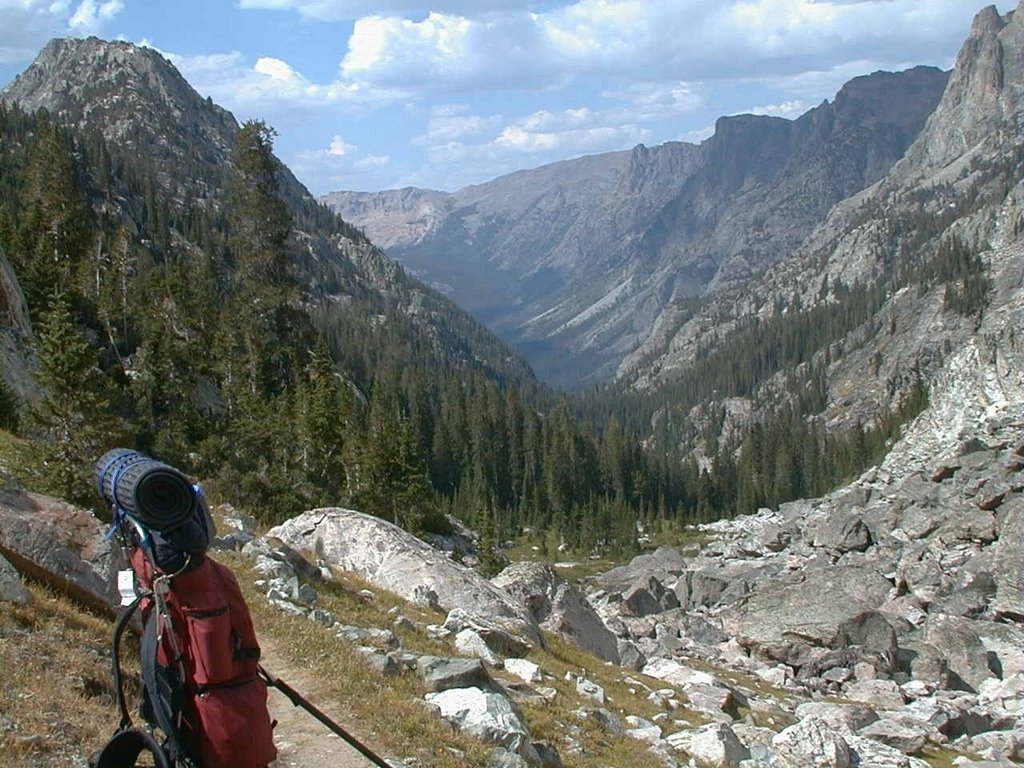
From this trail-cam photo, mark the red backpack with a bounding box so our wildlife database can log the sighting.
[93,449,277,768]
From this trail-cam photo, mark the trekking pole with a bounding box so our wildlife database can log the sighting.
[259,665,395,768]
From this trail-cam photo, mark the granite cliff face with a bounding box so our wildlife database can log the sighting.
[623,2,1024,445]
[325,67,949,388]
[5,37,237,171]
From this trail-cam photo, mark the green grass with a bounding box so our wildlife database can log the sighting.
[502,522,710,583]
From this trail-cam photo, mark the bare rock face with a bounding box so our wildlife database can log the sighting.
[0,489,119,613]
[491,562,619,663]
[992,496,1024,621]
[0,244,34,407]
[267,508,542,647]
[2,37,236,169]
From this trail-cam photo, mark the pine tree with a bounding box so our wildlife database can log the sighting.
[16,124,91,316]
[225,119,309,398]
[295,335,351,502]
[0,375,18,431]
[18,294,123,505]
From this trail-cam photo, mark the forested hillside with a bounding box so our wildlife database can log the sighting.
[0,43,694,559]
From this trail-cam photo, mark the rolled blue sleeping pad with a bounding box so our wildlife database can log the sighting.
[95,448,197,531]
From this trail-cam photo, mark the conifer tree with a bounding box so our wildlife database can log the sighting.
[225,119,308,398]
[0,375,18,431]
[19,294,122,505]
[15,125,91,317]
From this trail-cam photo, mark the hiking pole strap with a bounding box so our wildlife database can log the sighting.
[259,665,394,768]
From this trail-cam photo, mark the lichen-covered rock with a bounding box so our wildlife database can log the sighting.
[0,490,119,613]
[772,717,851,768]
[426,687,539,765]
[664,723,750,767]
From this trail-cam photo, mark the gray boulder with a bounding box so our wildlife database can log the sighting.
[772,717,851,768]
[268,509,542,647]
[858,718,929,754]
[719,564,893,649]
[794,702,879,734]
[836,611,898,656]
[589,546,687,593]
[845,735,932,768]
[813,514,873,553]
[491,562,619,663]
[444,608,533,658]
[921,614,1005,692]
[664,723,750,767]
[0,490,119,613]
[0,552,30,604]
[417,656,496,693]
[426,687,539,765]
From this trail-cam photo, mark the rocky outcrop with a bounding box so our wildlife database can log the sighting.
[267,508,542,647]
[0,489,119,614]
[491,562,619,663]
[0,243,35,407]
[624,2,1024,451]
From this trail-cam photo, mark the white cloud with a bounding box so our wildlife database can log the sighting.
[326,134,357,156]
[290,134,391,191]
[69,0,124,33]
[332,0,1001,96]
[163,49,380,112]
[494,121,649,153]
[605,81,706,120]
[744,99,810,119]
[418,104,504,143]
[0,0,125,62]
[238,0,537,23]
[340,10,559,92]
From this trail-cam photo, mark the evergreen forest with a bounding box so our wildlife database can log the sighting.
[0,99,993,564]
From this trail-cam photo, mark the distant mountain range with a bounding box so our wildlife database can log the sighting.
[324,66,949,389]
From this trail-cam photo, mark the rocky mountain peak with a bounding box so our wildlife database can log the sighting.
[327,67,948,388]
[2,36,237,166]
[895,3,1022,178]
[971,4,1009,36]
[831,66,949,131]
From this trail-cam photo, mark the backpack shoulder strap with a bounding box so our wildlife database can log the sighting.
[140,609,186,764]
[91,728,172,768]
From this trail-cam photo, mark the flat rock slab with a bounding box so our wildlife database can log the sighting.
[719,564,893,648]
[269,508,542,647]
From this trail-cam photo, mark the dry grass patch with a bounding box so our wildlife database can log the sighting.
[0,582,130,767]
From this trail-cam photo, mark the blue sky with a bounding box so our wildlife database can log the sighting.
[0,1,1017,194]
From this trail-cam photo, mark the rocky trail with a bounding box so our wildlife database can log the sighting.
[261,635,378,768]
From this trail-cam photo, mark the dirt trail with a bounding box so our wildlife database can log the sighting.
[260,635,381,768]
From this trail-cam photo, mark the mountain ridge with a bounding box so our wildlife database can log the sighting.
[0,36,539,392]
[324,66,950,388]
